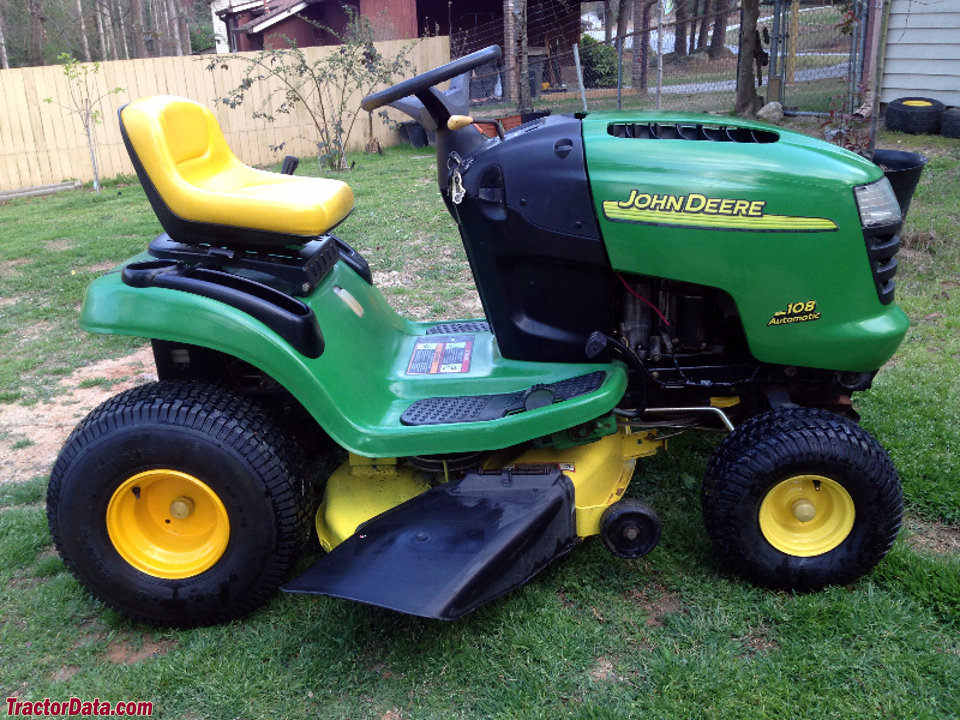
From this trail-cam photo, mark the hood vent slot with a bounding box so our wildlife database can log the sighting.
[608,122,779,144]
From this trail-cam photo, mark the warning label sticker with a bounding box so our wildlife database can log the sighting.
[406,335,474,375]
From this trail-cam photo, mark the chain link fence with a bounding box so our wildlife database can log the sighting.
[447,0,865,123]
[766,0,869,113]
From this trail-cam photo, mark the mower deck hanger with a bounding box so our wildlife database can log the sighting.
[47,45,909,627]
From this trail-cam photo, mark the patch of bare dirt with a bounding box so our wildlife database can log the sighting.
[36,547,57,562]
[626,581,682,627]
[736,624,780,656]
[45,239,75,252]
[590,657,621,683]
[51,666,79,682]
[5,571,42,589]
[555,589,576,610]
[373,269,407,289]
[0,297,18,308]
[105,636,176,664]
[0,258,31,273]
[70,619,108,650]
[905,516,960,556]
[83,261,119,274]
[897,247,933,275]
[0,346,156,482]
[19,321,54,345]
[901,232,944,258]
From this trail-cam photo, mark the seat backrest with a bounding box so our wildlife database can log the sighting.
[119,95,354,248]
[156,98,213,165]
[120,96,240,210]
[120,96,223,242]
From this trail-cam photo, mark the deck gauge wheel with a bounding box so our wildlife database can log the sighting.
[600,499,662,559]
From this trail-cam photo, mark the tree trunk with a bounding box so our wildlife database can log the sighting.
[165,0,183,55]
[616,0,630,40]
[709,0,729,59]
[516,0,531,113]
[27,0,46,66]
[151,0,167,55]
[630,0,642,88]
[604,0,613,42]
[178,0,191,54]
[674,0,688,57]
[95,0,108,59]
[736,0,762,117]
[130,0,147,56]
[688,0,699,50]
[614,0,629,88]
[84,100,102,192]
[503,0,516,104]
[103,0,120,60]
[697,0,712,51]
[115,0,130,59]
[75,0,93,61]
[639,0,656,90]
[0,6,10,69]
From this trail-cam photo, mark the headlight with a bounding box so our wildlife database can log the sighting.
[854,178,901,228]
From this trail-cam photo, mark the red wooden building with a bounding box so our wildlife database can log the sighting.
[216,0,506,52]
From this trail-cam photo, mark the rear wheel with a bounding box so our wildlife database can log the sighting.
[701,408,902,591]
[48,381,311,627]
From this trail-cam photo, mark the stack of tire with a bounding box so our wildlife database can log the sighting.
[885,96,959,138]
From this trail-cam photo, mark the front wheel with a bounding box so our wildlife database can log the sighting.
[47,381,311,627]
[701,408,902,591]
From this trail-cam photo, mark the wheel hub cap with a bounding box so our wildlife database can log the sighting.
[107,470,230,579]
[169,496,195,520]
[759,474,855,557]
[791,498,817,523]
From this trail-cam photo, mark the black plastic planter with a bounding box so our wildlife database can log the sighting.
[872,148,927,220]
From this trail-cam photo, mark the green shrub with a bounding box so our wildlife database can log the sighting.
[580,34,618,88]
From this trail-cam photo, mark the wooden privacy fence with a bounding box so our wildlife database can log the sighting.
[0,36,448,193]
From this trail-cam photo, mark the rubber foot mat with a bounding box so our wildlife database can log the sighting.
[426,322,490,334]
[400,371,605,426]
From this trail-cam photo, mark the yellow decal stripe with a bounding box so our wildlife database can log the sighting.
[602,202,838,232]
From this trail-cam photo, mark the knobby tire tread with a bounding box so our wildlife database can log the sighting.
[702,408,902,591]
[942,108,960,139]
[48,380,311,627]
[884,97,945,135]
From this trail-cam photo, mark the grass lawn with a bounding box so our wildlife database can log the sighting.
[1,125,958,719]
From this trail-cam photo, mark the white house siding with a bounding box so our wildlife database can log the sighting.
[881,0,960,106]
[211,0,232,54]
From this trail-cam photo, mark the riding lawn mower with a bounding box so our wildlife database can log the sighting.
[48,46,908,626]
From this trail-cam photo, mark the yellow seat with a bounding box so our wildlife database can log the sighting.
[119,95,354,246]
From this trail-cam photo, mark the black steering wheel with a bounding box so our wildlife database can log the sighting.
[361,45,502,119]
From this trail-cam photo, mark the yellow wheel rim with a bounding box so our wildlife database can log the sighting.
[107,470,230,579]
[758,475,855,557]
[903,100,932,107]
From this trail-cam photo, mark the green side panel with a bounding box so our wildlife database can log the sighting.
[582,112,908,371]
[80,261,625,456]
